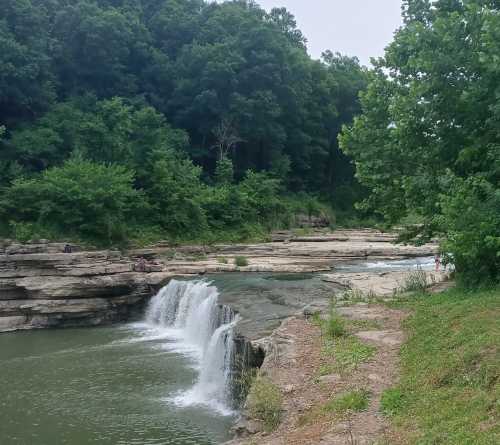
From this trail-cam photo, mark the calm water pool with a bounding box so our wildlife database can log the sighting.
[0,324,234,445]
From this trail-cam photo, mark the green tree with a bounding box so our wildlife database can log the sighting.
[1,159,145,244]
[7,96,189,183]
[340,0,500,284]
[145,149,207,236]
[0,0,55,123]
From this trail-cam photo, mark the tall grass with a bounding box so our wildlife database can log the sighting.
[247,375,283,432]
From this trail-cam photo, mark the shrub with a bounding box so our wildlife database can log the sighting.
[217,257,228,264]
[247,376,283,431]
[439,176,500,285]
[146,149,207,237]
[234,256,249,267]
[0,159,145,244]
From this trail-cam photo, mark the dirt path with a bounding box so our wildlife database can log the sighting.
[231,304,408,445]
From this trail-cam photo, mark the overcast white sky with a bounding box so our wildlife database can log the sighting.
[254,0,404,65]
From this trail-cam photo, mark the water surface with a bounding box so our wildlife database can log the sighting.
[0,324,234,445]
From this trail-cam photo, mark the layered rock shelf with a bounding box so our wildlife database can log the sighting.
[0,229,438,332]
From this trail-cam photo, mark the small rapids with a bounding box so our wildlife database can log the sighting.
[145,280,239,415]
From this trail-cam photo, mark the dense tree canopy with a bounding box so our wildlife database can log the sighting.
[0,0,368,245]
[0,0,366,188]
[340,0,500,284]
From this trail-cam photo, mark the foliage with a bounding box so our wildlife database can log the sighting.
[439,176,500,285]
[247,375,283,432]
[0,159,144,244]
[324,309,347,339]
[386,286,500,444]
[380,388,406,417]
[146,148,207,237]
[234,256,249,267]
[339,0,500,284]
[0,0,368,246]
[214,156,234,185]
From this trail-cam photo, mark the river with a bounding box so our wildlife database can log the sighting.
[0,258,434,444]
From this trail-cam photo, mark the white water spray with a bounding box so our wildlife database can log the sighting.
[145,280,238,414]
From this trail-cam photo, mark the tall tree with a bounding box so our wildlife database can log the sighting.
[340,0,500,283]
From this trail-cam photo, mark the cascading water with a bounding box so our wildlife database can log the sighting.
[145,279,238,414]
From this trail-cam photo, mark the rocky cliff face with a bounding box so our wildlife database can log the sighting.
[0,244,161,331]
[0,230,438,333]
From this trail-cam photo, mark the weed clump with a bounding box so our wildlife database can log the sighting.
[380,387,405,416]
[400,267,429,293]
[247,376,283,431]
[323,389,370,414]
[325,311,347,338]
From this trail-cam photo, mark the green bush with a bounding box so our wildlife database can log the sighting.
[439,177,500,285]
[247,376,283,432]
[0,159,145,245]
[234,256,249,267]
[146,149,207,237]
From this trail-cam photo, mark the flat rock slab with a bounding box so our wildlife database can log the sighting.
[322,270,449,297]
[355,330,405,347]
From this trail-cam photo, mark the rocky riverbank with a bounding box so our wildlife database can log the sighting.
[0,229,439,333]
[227,271,451,445]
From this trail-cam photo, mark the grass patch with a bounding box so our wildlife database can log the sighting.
[323,389,371,414]
[340,288,379,305]
[298,389,371,427]
[234,255,249,267]
[386,286,500,444]
[217,256,228,264]
[247,375,283,432]
[313,306,376,375]
[323,336,376,374]
[381,388,406,416]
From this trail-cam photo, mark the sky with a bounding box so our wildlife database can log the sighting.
[254,0,404,65]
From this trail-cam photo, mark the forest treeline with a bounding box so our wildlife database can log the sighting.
[0,0,368,245]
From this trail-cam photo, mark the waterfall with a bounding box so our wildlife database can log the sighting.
[145,279,238,414]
